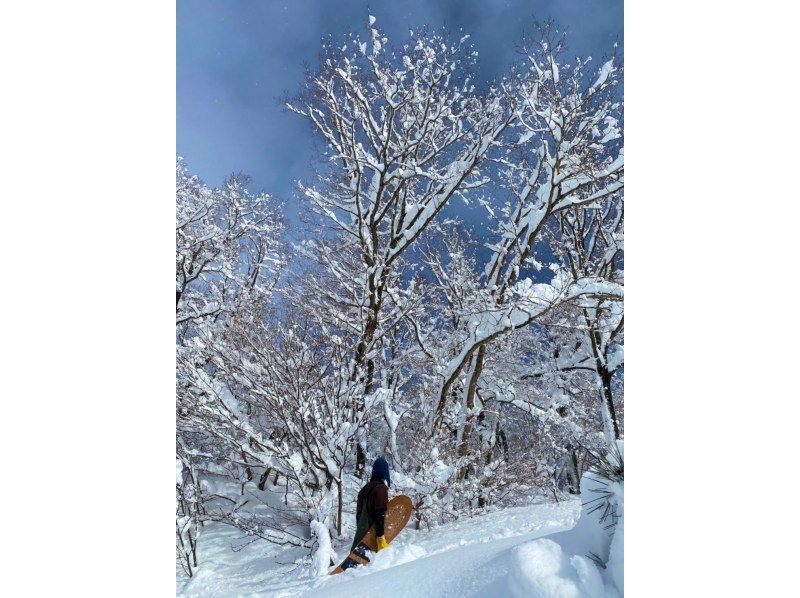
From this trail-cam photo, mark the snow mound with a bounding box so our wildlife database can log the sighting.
[371,543,428,570]
[506,538,607,598]
[178,499,591,597]
[337,542,428,579]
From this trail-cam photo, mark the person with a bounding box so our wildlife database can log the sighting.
[343,457,391,569]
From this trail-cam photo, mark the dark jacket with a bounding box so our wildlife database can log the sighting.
[355,480,388,537]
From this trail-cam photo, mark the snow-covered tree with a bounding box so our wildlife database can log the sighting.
[428,28,624,488]
[175,157,284,329]
[287,20,512,475]
[175,158,285,574]
[548,197,624,442]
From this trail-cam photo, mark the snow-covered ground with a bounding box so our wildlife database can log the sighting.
[177,496,619,597]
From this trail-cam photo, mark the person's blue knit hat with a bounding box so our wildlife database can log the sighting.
[370,457,391,487]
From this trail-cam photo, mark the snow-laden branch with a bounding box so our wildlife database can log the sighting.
[431,273,622,434]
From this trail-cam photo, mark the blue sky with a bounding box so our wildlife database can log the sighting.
[177,0,623,226]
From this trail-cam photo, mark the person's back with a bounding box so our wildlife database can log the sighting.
[355,479,388,537]
[344,457,391,569]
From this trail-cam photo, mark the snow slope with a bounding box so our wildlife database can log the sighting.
[178,499,600,598]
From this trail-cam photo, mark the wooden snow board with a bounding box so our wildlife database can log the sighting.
[330,494,413,575]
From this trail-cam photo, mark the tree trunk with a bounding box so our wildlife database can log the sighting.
[497,427,509,462]
[600,369,621,440]
[258,467,272,491]
[585,314,621,442]
[241,450,253,481]
[568,448,581,494]
[355,442,366,478]
[457,348,485,480]
[336,478,343,536]
[349,272,384,477]
[191,531,198,567]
